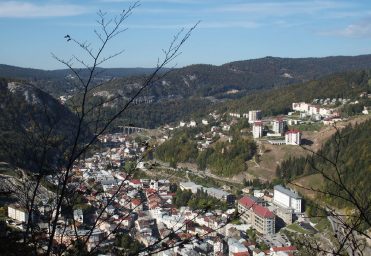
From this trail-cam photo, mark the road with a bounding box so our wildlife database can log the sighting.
[327,212,365,256]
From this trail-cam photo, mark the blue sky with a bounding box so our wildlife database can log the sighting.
[2,0,371,70]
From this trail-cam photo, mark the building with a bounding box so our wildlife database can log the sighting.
[275,207,294,224]
[179,182,202,194]
[73,209,84,224]
[268,246,297,256]
[228,238,249,256]
[273,185,302,213]
[285,130,301,145]
[248,110,262,124]
[292,102,309,112]
[252,121,263,139]
[272,118,286,135]
[238,196,275,235]
[205,187,235,204]
[8,204,29,223]
[189,120,197,127]
[202,119,209,125]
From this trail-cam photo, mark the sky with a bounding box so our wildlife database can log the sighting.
[2,0,371,70]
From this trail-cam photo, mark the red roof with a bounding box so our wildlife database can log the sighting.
[130,179,141,185]
[131,198,142,206]
[271,246,297,252]
[233,252,250,256]
[238,196,274,218]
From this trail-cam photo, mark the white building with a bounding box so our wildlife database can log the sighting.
[292,102,309,112]
[189,120,197,127]
[229,112,241,118]
[273,185,302,213]
[73,209,84,223]
[285,130,301,145]
[228,238,249,256]
[179,181,202,194]
[248,110,262,124]
[252,121,263,139]
[202,119,209,125]
[8,204,29,223]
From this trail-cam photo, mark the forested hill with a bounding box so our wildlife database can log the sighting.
[70,69,371,129]
[3,55,371,129]
[218,69,371,116]
[3,54,371,99]
[0,78,89,172]
[0,64,166,80]
[93,55,371,100]
[0,64,170,97]
[276,119,371,217]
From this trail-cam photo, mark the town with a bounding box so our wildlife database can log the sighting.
[4,93,368,256]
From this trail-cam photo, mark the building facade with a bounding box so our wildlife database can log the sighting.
[248,110,262,124]
[273,185,302,213]
[285,130,301,145]
[252,121,263,139]
[272,118,286,135]
[8,204,29,223]
[238,196,275,235]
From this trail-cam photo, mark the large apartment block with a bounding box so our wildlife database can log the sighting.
[238,196,275,235]
[285,130,301,145]
[273,185,302,213]
[248,110,262,124]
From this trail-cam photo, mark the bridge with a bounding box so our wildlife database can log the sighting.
[119,126,147,135]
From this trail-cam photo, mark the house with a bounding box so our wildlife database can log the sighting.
[130,198,143,212]
[228,238,249,256]
[202,119,209,125]
[189,120,197,127]
[73,209,84,224]
[268,246,297,255]
[129,179,142,188]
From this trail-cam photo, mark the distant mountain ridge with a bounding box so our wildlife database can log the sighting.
[88,54,371,102]
[3,54,371,128]
[0,64,168,80]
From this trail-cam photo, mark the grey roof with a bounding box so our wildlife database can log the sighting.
[180,181,202,188]
[274,185,301,199]
[205,187,230,197]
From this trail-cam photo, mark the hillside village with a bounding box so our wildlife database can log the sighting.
[3,91,369,255]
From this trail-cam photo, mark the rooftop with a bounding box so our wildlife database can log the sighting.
[274,185,301,199]
[238,196,274,218]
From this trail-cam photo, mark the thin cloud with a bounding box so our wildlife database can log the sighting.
[126,20,259,29]
[212,1,352,16]
[100,0,202,3]
[320,22,371,38]
[0,1,90,18]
